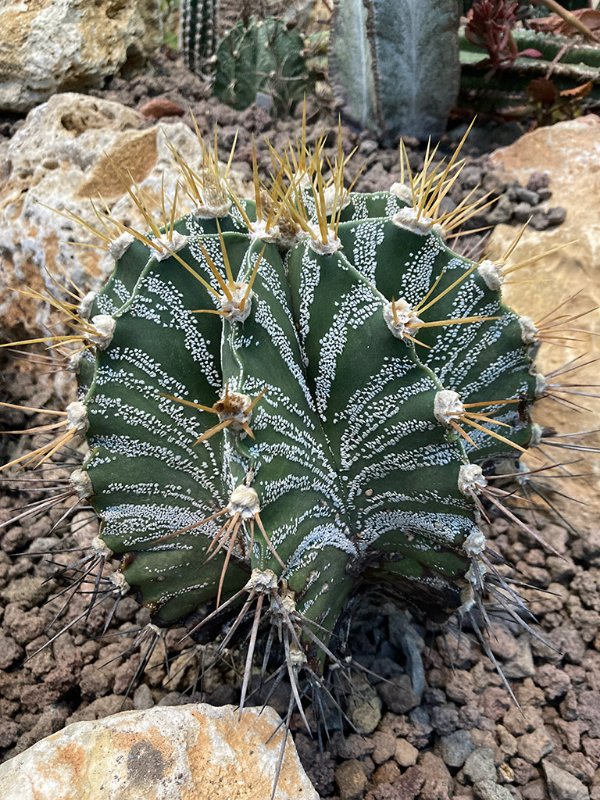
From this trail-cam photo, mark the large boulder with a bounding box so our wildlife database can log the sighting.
[0,93,244,340]
[0,0,162,112]
[0,703,319,800]
[486,115,600,534]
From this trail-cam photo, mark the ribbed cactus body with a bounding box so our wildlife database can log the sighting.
[72,152,537,664]
[213,17,312,114]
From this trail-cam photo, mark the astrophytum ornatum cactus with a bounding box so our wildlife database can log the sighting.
[3,127,581,714]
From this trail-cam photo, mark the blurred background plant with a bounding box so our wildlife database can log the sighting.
[160,0,599,137]
[459,0,600,124]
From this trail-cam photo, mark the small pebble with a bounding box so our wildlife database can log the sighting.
[546,206,566,226]
[474,780,515,800]
[487,194,513,224]
[526,171,550,192]
[376,674,420,715]
[464,747,497,784]
[514,186,540,205]
[133,683,154,710]
[395,738,419,767]
[439,728,475,768]
[346,676,382,734]
[543,759,590,800]
[529,210,551,230]
[517,727,554,764]
[513,201,533,223]
[335,759,368,800]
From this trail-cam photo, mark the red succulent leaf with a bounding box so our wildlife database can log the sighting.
[466,0,521,70]
[518,48,543,59]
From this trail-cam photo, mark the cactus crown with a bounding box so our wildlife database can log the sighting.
[2,118,583,729]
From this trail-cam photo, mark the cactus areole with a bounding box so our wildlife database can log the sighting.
[3,127,554,700]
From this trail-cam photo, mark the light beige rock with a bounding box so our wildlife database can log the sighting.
[486,115,600,534]
[0,93,245,339]
[0,703,319,800]
[0,0,162,112]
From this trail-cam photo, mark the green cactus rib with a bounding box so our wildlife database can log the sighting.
[61,137,539,669]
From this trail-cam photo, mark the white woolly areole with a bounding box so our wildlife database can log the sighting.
[66,401,89,434]
[515,463,533,488]
[194,199,231,219]
[477,259,504,291]
[153,231,188,261]
[219,284,252,323]
[108,232,134,261]
[392,207,443,237]
[92,536,113,558]
[247,568,278,592]
[276,590,297,616]
[463,528,487,556]
[530,423,544,446]
[248,218,281,244]
[389,182,413,204]
[519,315,538,345]
[458,464,487,496]
[70,468,93,499]
[307,224,342,255]
[110,571,130,595]
[459,561,488,613]
[535,372,547,397]
[434,390,465,426]
[383,298,423,339]
[227,485,260,519]
[217,391,253,430]
[68,351,85,373]
[323,184,350,216]
[78,291,97,320]
[89,314,116,349]
[289,643,307,666]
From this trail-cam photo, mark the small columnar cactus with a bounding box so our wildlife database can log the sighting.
[213,16,313,114]
[180,0,220,73]
[1,125,586,717]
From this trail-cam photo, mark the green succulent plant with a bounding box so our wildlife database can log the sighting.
[1,124,583,728]
[329,0,462,142]
[180,0,220,73]
[213,16,313,114]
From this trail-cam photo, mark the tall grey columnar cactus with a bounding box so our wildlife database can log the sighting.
[1,127,570,710]
[329,0,461,142]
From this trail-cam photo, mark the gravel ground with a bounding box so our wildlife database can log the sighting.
[0,50,598,800]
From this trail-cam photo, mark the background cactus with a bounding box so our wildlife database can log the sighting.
[328,0,462,142]
[3,124,574,722]
[213,16,313,114]
[460,27,600,106]
[180,0,220,74]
